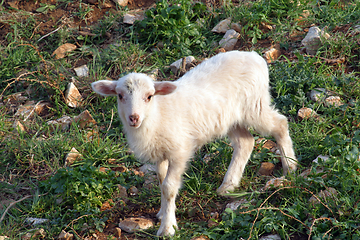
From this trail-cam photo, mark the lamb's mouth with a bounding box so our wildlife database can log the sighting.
[129,122,141,128]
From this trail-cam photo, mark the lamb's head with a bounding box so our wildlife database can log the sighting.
[91,73,177,128]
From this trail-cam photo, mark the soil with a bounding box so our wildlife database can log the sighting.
[0,0,156,44]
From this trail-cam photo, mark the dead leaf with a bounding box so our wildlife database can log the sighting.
[100,199,114,211]
[52,43,77,59]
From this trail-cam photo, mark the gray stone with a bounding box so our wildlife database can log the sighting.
[313,155,329,164]
[139,163,156,174]
[170,56,196,74]
[123,13,144,25]
[226,198,249,211]
[259,234,281,240]
[74,65,89,77]
[212,18,231,33]
[219,29,240,51]
[301,26,330,55]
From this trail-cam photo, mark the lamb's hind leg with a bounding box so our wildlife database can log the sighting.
[258,110,297,174]
[217,125,254,195]
[270,112,297,174]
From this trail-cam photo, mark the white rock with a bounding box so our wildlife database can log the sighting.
[73,110,97,129]
[118,217,154,233]
[300,168,324,178]
[147,69,159,80]
[65,82,83,108]
[58,230,74,240]
[113,0,128,7]
[47,115,72,131]
[301,26,330,55]
[65,147,82,166]
[297,107,319,120]
[226,198,249,211]
[0,236,10,240]
[309,88,328,101]
[14,101,50,120]
[350,25,360,36]
[212,18,231,33]
[139,163,156,174]
[264,46,281,63]
[219,29,240,51]
[309,187,338,204]
[259,234,281,240]
[231,23,241,33]
[74,65,89,77]
[170,56,196,74]
[262,176,286,191]
[25,217,49,225]
[22,229,46,240]
[313,155,329,164]
[123,13,144,25]
[325,96,343,107]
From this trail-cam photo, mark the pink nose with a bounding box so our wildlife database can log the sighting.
[129,114,139,125]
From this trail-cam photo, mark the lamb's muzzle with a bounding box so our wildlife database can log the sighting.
[91,50,298,236]
[128,114,140,127]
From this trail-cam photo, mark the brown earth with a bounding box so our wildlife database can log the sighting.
[0,0,156,45]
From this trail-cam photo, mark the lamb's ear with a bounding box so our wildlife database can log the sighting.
[91,80,117,96]
[154,82,177,95]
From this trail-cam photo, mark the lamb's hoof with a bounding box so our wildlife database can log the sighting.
[157,224,177,236]
[217,183,235,196]
[283,162,297,175]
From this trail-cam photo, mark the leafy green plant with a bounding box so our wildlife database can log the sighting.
[133,0,215,58]
[40,164,125,214]
[230,0,308,44]
[36,3,56,14]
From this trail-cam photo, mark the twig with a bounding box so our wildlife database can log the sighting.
[30,22,42,39]
[308,217,333,240]
[37,25,63,42]
[106,109,114,132]
[23,100,44,122]
[65,214,92,240]
[244,186,335,240]
[0,195,32,224]
[0,71,38,99]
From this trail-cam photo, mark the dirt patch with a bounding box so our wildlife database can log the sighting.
[0,0,157,44]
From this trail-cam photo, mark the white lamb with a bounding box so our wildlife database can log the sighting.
[91,51,297,236]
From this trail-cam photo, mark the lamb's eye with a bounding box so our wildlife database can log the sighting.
[118,94,123,100]
[147,95,153,101]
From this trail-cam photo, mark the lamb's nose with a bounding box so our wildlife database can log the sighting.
[129,114,139,125]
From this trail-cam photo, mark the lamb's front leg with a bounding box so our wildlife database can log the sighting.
[156,159,168,220]
[157,159,187,236]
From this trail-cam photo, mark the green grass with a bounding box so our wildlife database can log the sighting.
[1,0,360,239]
